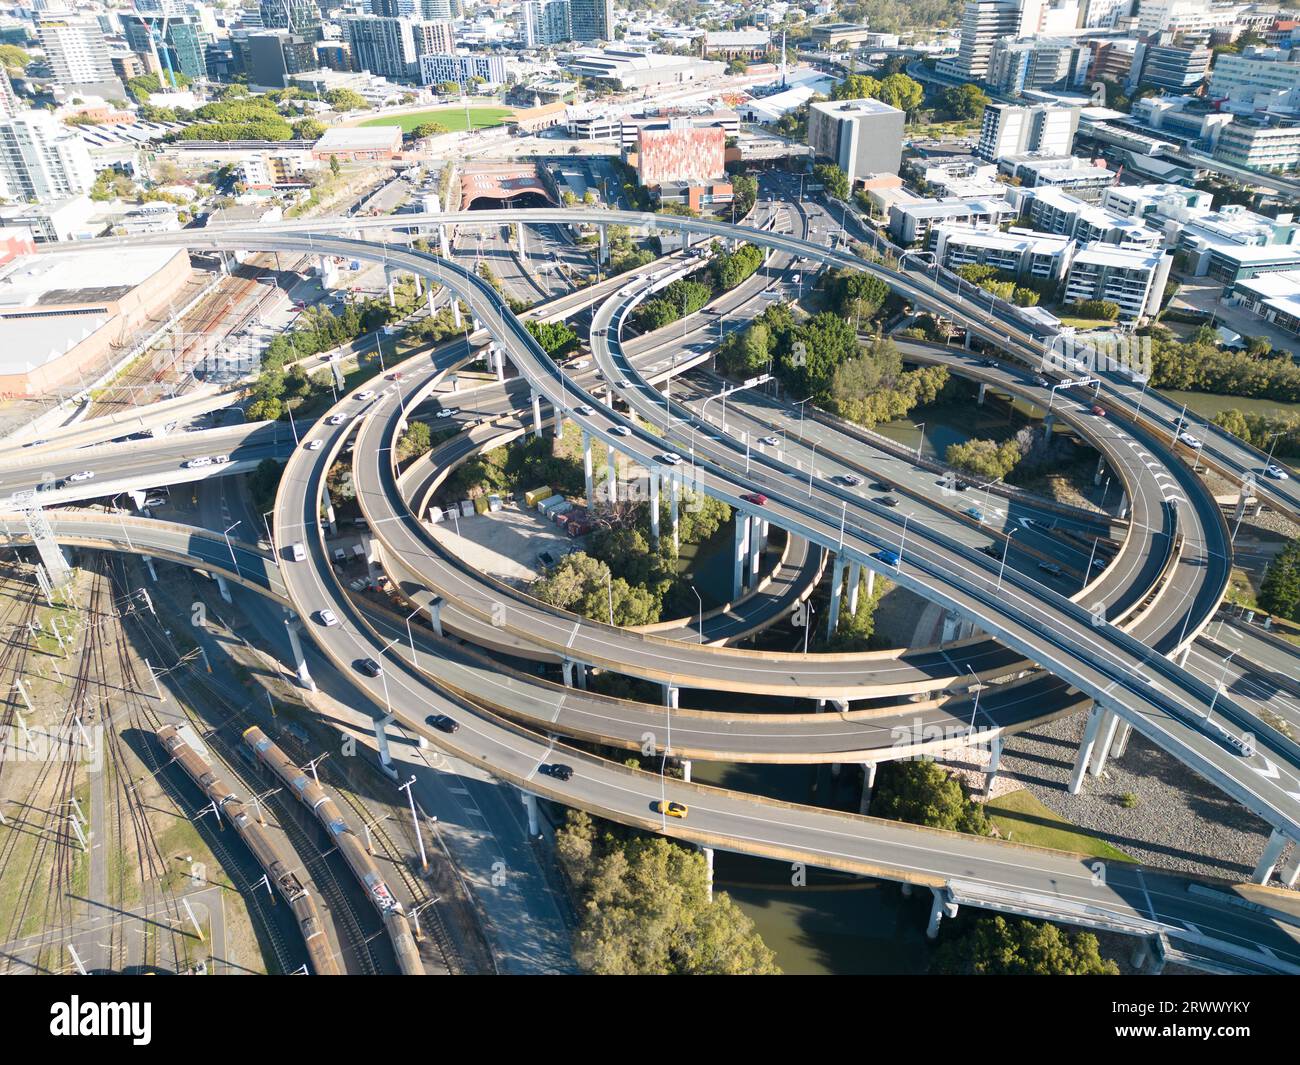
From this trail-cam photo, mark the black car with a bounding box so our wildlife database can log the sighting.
[358,658,383,677]
[979,358,998,368]
[426,714,459,734]
[543,764,573,781]
[870,481,891,492]
[983,544,1005,560]
[1037,562,1065,579]
[877,495,900,507]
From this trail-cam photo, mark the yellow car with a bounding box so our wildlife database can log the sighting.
[656,800,688,819]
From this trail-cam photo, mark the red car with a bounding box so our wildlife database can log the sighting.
[1091,405,1106,417]
[387,371,404,382]
[741,492,768,506]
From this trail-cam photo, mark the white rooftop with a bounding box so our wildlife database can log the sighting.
[1070,243,1166,270]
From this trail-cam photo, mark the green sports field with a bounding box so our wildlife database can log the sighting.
[358,106,515,134]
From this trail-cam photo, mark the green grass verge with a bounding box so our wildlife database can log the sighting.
[985,788,1134,861]
[358,106,514,134]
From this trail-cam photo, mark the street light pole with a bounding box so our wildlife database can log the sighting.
[222,520,241,574]
[691,584,703,644]
[398,775,429,873]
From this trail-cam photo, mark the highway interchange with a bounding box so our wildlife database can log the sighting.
[8,182,1300,973]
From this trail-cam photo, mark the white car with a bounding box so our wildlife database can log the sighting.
[575,404,595,416]
[213,455,229,465]
[569,359,590,370]
[610,425,631,437]
[317,609,340,627]
[1177,431,1203,449]
[184,456,212,469]
[1265,464,1290,480]
[760,436,779,447]
[305,439,323,451]
[659,452,683,466]
[435,408,458,419]
[327,414,347,426]
[356,390,376,401]
[68,470,95,483]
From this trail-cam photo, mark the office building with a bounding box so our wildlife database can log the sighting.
[413,20,456,57]
[1063,244,1173,319]
[888,196,1018,247]
[1213,121,1300,173]
[1131,36,1211,91]
[123,14,209,82]
[634,118,726,186]
[341,15,419,80]
[945,0,1080,81]
[563,48,724,91]
[976,102,1078,161]
[418,52,507,87]
[1081,0,1131,28]
[1009,156,1116,199]
[0,68,16,120]
[258,0,322,35]
[522,0,572,47]
[986,37,1088,96]
[0,111,96,203]
[36,16,121,97]
[247,30,316,89]
[1017,186,1162,247]
[932,222,1075,282]
[570,0,613,42]
[1208,47,1300,111]
[807,97,905,185]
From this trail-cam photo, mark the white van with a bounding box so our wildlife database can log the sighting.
[291,542,307,562]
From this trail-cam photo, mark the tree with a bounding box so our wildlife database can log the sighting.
[933,916,1119,975]
[831,73,882,101]
[437,80,461,96]
[329,155,341,178]
[0,44,31,73]
[325,88,367,111]
[397,421,433,462]
[872,760,991,835]
[410,121,450,139]
[813,162,849,201]
[877,72,924,116]
[556,812,779,975]
[945,437,1024,480]
[941,82,989,120]
[525,319,577,357]
[731,172,757,217]
[532,553,660,626]
[292,118,325,140]
[1260,540,1300,622]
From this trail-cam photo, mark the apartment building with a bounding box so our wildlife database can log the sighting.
[931,223,1075,282]
[1062,244,1174,319]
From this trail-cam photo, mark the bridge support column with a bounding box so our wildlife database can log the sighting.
[493,344,506,382]
[412,272,422,297]
[749,512,762,588]
[1043,413,1055,443]
[977,381,987,405]
[532,390,543,438]
[427,288,436,316]
[452,299,462,329]
[428,597,443,637]
[607,446,618,504]
[1094,455,1106,486]
[521,789,540,838]
[662,683,678,709]
[865,567,875,597]
[680,759,691,783]
[438,225,449,259]
[597,224,608,266]
[927,888,957,940]
[941,610,961,644]
[1090,710,1120,777]
[215,574,232,604]
[386,269,396,308]
[859,762,877,814]
[846,561,862,616]
[142,555,158,582]
[983,736,1003,797]
[562,659,586,689]
[1252,828,1288,884]
[326,502,338,537]
[1280,856,1300,889]
[1117,491,1129,520]
[1131,939,1150,970]
[827,554,846,639]
[1068,705,1104,794]
[700,845,714,902]
[582,430,595,505]
[374,714,397,778]
[283,615,316,692]
[1111,720,1132,760]
[649,470,661,547]
[733,512,750,600]
[669,474,680,553]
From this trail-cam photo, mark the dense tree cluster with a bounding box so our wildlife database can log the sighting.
[730,173,758,217]
[1147,325,1300,402]
[829,71,924,116]
[940,82,989,120]
[1260,539,1300,622]
[525,319,578,357]
[933,916,1118,975]
[710,242,763,291]
[813,162,849,201]
[1211,409,1300,460]
[955,264,1041,307]
[634,278,713,331]
[872,760,992,835]
[556,811,779,975]
[945,436,1027,480]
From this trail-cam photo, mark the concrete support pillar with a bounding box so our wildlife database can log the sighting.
[865,567,875,598]
[516,222,527,259]
[283,615,316,692]
[859,762,877,814]
[663,684,678,709]
[374,714,397,778]
[1131,939,1149,971]
[215,574,232,604]
[427,288,436,316]
[941,609,961,644]
[142,555,158,582]
[749,510,762,587]
[983,736,1003,797]
[927,888,957,940]
[386,270,396,308]
[1252,828,1288,885]
[561,659,585,689]
[326,502,338,537]
[1068,705,1105,795]
[1043,413,1055,443]
[1094,454,1106,486]
[532,390,543,438]
[428,598,443,638]
[1281,856,1300,889]
[681,759,691,783]
[977,381,987,405]
[669,474,680,553]
[649,470,661,547]
[827,554,846,638]
[412,272,422,297]
[1117,491,1130,520]
[846,561,862,616]
[438,225,450,259]
[598,224,608,266]
[452,299,462,329]
[1090,710,1121,777]
[733,511,751,600]
[607,446,618,504]
[522,790,540,838]
[1111,720,1132,760]
[582,430,595,505]
[700,846,714,902]
[493,344,505,383]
